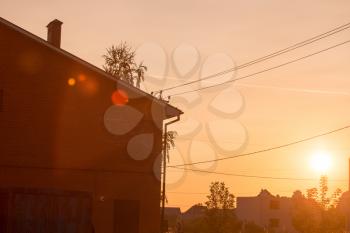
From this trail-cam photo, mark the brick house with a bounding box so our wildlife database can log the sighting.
[0,17,182,233]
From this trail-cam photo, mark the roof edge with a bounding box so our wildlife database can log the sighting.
[0,17,183,118]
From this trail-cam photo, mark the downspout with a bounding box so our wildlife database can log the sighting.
[160,115,180,233]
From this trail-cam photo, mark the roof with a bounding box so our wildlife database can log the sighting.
[164,207,181,216]
[237,189,290,200]
[182,205,206,219]
[257,189,273,197]
[0,17,183,119]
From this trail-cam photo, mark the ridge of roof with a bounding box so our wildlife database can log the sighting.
[0,17,183,116]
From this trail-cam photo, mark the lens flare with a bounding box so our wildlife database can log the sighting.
[68,78,76,86]
[81,78,98,95]
[111,89,129,106]
[78,74,86,82]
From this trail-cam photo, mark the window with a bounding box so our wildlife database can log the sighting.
[10,189,93,232]
[114,200,140,233]
[270,200,280,210]
[269,218,280,228]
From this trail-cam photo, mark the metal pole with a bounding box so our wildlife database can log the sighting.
[160,116,180,233]
[348,158,350,192]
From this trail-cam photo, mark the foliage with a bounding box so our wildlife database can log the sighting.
[319,176,329,208]
[205,181,235,210]
[183,182,268,233]
[164,131,178,162]
[204,182,240,233]
[103,42,147,88]
[292,190,321,233]
[184,178,346,233]
[291,176,346,233]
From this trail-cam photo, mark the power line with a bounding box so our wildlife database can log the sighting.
[168,166,347,182]
[167,190,295,195]
[169,39,350,96]
[168,191,209,195]
[154,22,350,94]
[163,24,350,94]
[168,125,350,167]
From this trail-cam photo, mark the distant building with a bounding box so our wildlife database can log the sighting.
[182,204,206,220]
[236,189,297,233]
[164,207,183,233]
[0,17,182,233]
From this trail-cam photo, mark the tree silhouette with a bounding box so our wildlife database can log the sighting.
[204,182,240,233]
[205,182,235,210]
[103,42,147,88]
[292,176,345,233]
[164,131,178,162]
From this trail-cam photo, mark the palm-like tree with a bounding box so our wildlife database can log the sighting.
[164,131,177,162]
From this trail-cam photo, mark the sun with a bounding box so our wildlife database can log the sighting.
[310,151,332,174]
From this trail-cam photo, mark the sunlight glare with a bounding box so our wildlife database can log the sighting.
[310,151,332,174]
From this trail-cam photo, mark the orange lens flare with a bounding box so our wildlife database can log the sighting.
[78,74,86,82]
[81,79,98,95]
[68,78,76,86]
[111,89,129,106]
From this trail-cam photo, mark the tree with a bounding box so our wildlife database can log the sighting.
[291,176,346,233]
[103,42,147,88]
[204,182,240,233]
[318,176,330,209]
[205,181,235,210]
[292,190,321,233]
[164,131,178,162]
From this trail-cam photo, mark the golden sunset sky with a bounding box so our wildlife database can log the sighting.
[2,0,350,211]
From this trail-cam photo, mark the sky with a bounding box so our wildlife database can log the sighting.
[2,0,350,211]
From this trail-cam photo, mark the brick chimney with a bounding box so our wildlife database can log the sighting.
[47,19,63,48]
